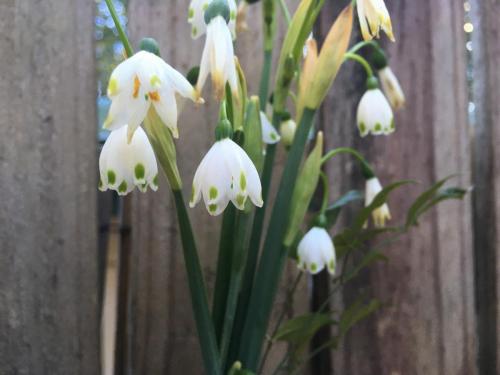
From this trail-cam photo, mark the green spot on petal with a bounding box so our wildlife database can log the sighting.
[374,123,382,132]
[153,174,159,187]
[236,194,246,207]
[118,180,128,193]
[310,263,317,272]
[209,186,218,200]
[107,170,116,185]
[202,3,209,10]
[192,27,197,37]
[390,118,395,129]
[359,122,366,134]
[190,185,195,202]
[209,204,218,213]
[230,10,236,20]
[270,133,278,140]
[329,260,335,271]
[188,7,194,19]
[134,163,145,180]
[239,172,247,191]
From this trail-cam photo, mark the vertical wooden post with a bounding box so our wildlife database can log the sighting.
[470,0,500,373]
[0,1,99,374]
[318,1,477,374]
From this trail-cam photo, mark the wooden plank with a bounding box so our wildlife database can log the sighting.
[318,1,477,374]
[124,1,308,373]
[470,0,500,373]
[0,1,99,374]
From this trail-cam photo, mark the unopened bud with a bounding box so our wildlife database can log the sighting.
[280,118,297,147]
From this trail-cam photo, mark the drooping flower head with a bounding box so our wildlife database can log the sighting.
[104,49,201,142]
[195,0,239,100]
[99,125,158,195]
[260,111,280,144]
[356,0,394,42]
[356,77,394,137]
[365,177,391,227]
[297,227,336,275]
[188,0,237,39]
[378,67,405,110]
[190,120,263,215]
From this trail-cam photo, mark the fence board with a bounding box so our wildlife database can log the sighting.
[0,1,99,374]
[318,1,477,374]
[471,0,500,373]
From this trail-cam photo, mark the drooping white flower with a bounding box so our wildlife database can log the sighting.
[190,137,263,215]
[196,14,238,100]
[297,227,336,275]
[260,111,280,144]
[188,0,237,39]
[365,177,391,227]
[104,50,201,141]
[280,118,297,147]
[378,66,405,110]
[99,125,158,195]
[356,0,394,42]
[356,88,394,137]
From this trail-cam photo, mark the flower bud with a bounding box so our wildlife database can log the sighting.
[204,0,231,25]
[139,37,160,56]
[279,118,297,147]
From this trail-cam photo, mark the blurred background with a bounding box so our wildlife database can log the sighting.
[0,0,498,374]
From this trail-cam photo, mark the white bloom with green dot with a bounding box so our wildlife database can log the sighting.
[188,0,237,39]
[190,137,263,216]
[99,125,158,196]
[378,66,405,110]
[297,227,336,275]
[196,0,238,100]
[259,112,280,144]
[357,77,394,137]
[104,50,201,142]
[365,177,391,227]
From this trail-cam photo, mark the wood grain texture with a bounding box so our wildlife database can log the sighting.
[125,1,307,373]
[0,0,99,374]
[470,0,500,373]
[318,1,477,374]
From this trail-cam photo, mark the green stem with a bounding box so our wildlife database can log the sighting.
[259,50,273,109]
[344,52,374,77]
[212,205,236,343]
[347,40,378,54]
[220,212,251,371]
[172,190,221,375]
[104,0,133,58]
[321,147,375,179]
[238,108,317,370]
[278,0,292,25]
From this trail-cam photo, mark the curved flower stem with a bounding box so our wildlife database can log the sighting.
[344,52,374,77]
[319,172,330,215]
[347,40,378,54]
[104,0,133,58]
[321,147,375,179]
[278,0,292,25]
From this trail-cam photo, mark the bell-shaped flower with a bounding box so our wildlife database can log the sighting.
[297,227,336,275]
[365,177,391,227]
[196,1,238,100]
[188,0,237,39]
[378,66,405,110]
[356,0,394,42]
[99,125,158,196]
[356,80,394,137]
[104,50,201,141]
[190,130,263,216]
[260,112,280,144]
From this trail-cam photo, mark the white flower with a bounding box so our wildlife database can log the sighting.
[297,227,336,275]
[365,177,391,227]
[356,88,394,136]
[99,125,158,195]
[104,50,201,141]
[196,15,238,100]
[260,112,280,144]
[279,119,297,147]
[378,66,405,110]
[190,138,263,215]
[356,0,394,42]
[188,0,237,39]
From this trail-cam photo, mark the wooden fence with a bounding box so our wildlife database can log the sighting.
[0,0,498,374]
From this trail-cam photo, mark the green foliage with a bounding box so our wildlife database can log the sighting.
[274,313,335,346]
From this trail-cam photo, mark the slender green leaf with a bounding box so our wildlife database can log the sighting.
[338,298,382,337]
[273,313,335,344]
[343,251,388,283]
[324,190,364,228]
